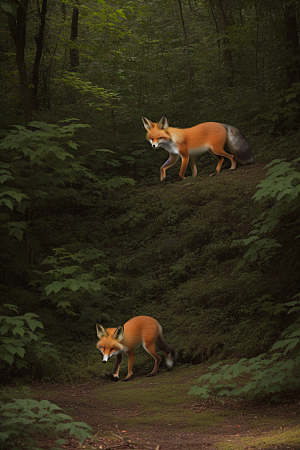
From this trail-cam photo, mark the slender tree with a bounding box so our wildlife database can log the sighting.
[70,4,79,68]
[30,0,48,109]
[177,0,192,102]
[210,0,234,87]
[7,0,32,124]
[284,0,300,87]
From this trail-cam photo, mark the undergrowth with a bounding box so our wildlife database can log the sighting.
[1,123,299,398]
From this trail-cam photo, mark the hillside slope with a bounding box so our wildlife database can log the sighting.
[90,160,297,368]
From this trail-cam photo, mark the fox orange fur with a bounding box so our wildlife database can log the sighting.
[142,116,253,181]
[96,316,177,381]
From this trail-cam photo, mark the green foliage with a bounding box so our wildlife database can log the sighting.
[0,398,93,450]
[0,120,92,238]
[1,0,300,389]
[0,304,59,373]
[0,120,133,213]
[0,0,18,15]
[254,158,300,214]
[42,248,110,297]
[60,72,119,110]
[189,294,300,401]
[254,83,300,134]
[189,156,300,401]
[0,119,134,379]
[233,158,300,268]
[31,246,116,328]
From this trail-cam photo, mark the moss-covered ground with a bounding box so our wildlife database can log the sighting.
[2,363,300,450]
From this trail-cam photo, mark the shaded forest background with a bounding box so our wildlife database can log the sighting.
[0,0,300,402]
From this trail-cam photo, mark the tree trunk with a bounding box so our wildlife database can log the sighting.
[70,5,79,68]
[7,0,32,125]
[177,0,192,103]
[30,0,48,110]
[284,0,300,87]
[209,0,221,77]
[213,0,234,87]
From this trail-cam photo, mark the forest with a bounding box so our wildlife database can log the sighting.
[0,0,300,448]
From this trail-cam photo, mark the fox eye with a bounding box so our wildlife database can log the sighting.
[110,348,115,352]
[101,347,105,351]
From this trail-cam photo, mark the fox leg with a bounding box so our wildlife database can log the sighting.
[143,341,162,377]
[190,156,197,177]
[112,353,123,380]
[160,153,179,181]
[210,155,224,177]
[178,154,190,181]
[210,147,236,176]
[228,154,236,171]
[123,349,135,381]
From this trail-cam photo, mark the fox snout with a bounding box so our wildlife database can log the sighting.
[102,353,109,363]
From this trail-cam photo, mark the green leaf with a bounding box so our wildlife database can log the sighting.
[1,2,15,14]
[3,353,14,365]
[14,347,25,358]
[45,281,64,295]
[3,343,18,355]
[1,199,13,210]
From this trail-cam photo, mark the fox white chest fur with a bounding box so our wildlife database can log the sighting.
[149,137,180,155]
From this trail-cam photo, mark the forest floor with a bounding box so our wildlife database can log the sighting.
[29,364,300,450]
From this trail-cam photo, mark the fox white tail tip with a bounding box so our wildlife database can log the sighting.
[166,354,174,368]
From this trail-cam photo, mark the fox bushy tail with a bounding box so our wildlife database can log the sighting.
[156,334,177,368]
[222,124,254,165]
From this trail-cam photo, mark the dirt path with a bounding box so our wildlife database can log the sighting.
[31,366,300,450]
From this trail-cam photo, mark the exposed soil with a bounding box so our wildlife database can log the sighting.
[31,365,300,450]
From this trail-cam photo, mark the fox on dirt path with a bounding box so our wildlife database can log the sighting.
[96,316,177,381]
[142,116,254,181]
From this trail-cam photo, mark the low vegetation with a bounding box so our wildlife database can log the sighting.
[1,0,300,447]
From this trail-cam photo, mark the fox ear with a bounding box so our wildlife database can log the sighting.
[113,325,125,342]
[96,324,108,339]
[141,116,154,131]
[157,116,169,130]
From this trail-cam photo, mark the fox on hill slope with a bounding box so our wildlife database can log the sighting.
[142,116,254,181]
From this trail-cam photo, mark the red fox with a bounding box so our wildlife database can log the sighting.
[96,316,177,381]
[142,116,254,181]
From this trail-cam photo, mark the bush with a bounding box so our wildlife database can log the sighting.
[0,398,93,450]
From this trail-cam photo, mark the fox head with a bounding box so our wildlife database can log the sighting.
[141,116,171,148]
[96,324,124,363]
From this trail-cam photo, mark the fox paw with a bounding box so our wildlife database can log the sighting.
[110,373,119,382]
[122,375,133,382]
[103,372,119,381]
[210,170,219,177]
